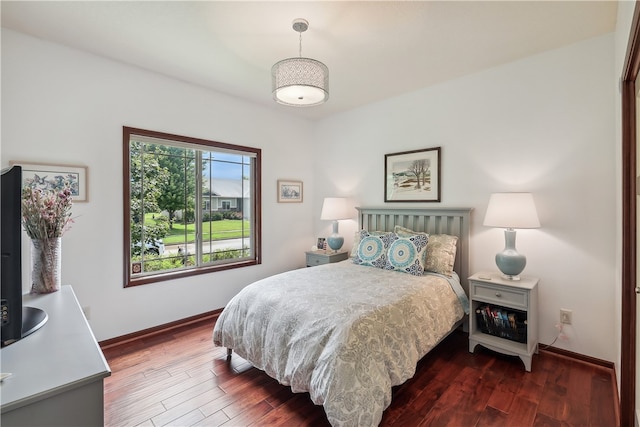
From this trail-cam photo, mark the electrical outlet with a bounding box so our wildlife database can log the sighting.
[560,309,572,325]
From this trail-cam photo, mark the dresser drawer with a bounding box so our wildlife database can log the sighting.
[471,282,528,308]
[306,253,328,266]
[305,251,348,267]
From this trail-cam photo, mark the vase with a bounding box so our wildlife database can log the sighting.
[495,229,526,280]
[31,237,62,294]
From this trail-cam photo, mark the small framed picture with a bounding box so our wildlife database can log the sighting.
[384,147,441,202]
[277,180,303,203]
[10,161,89,202]
[317,237,326,250]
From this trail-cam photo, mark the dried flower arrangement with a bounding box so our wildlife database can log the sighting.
[21,187,73,240]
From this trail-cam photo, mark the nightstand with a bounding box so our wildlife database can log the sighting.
[468,272,539,372]
[305,250,348,267]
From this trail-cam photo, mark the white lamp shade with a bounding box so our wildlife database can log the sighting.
[483,193,540,229]
[320,197,351,220]
[272,57,329,107]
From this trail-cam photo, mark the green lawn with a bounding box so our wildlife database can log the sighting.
[145,213,250,245]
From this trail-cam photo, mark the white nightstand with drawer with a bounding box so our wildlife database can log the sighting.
[468,271,539,372]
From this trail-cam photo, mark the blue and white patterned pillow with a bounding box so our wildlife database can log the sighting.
[353,230,396,268]
[350,230,386,258]
[385,233,429,276]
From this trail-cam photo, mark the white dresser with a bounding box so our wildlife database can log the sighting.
[0,286,110,426]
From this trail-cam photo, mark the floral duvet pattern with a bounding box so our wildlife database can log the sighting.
[212,260,465,426]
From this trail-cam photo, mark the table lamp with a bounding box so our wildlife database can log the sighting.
[483,192,540,280]
[320,197,351,252]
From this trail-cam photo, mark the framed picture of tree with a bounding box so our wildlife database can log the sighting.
[384,147,441,202]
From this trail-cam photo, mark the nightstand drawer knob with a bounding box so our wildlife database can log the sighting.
[495,292,502,298]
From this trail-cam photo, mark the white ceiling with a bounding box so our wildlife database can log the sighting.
[1,1,618,121]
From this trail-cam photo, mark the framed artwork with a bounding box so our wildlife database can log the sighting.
[10,161,89,202]
[384,147,441,202]
[277,180,303,203]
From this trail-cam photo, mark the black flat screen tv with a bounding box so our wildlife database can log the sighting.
[1,165,47,346]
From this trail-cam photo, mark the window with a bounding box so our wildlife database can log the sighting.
[123,127,261,287]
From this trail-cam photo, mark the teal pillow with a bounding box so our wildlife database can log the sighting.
[353,230,394,268]
[350,230,386,258]
[394,225,457,277]
[385,233,429,276]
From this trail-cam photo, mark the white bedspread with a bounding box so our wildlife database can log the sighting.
[212,260,465,426]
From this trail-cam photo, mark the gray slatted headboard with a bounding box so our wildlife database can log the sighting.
[356,207,473,293]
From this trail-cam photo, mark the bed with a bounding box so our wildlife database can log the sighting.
[213,207,472,426]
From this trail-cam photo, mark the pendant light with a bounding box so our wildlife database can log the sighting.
[271,18,329,107]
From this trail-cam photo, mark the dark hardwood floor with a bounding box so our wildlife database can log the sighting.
[102,320,618,426]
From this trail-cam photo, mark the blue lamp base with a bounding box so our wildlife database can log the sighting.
[326,220,344,252]
[326,235,344,252]
[495,229,526,280]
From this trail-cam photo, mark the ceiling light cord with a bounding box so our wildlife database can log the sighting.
[293,19,307,57]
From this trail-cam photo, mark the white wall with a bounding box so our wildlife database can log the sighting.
[313,34,617,361]
[1,29,317,341]
[1,27,620,362]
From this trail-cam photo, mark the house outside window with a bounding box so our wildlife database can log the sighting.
[123,127,261,287]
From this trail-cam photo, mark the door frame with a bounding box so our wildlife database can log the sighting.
[621,2,640,426]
